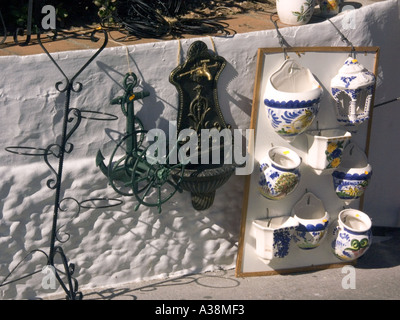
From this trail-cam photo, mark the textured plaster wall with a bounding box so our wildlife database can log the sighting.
[0,0,399,299]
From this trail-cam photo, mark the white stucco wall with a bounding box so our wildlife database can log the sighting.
[0,0,399,299]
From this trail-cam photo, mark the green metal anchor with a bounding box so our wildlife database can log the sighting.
[96,72,149,179]
[111,72,150,154]
[96,72,185,213]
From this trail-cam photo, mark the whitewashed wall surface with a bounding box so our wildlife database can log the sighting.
[0,0,399,299]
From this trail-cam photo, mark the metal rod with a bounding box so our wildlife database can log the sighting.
[1,28,109,300]
[0,9,6,45]
[37,28,108,299]
[374,97,400,108]
[14,0,33,46]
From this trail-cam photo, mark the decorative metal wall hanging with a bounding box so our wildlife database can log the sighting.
[0,29,119,300]
[169,40,235,210]
[96,72,186,213]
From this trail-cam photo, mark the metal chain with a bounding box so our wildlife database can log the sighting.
[328,18,356,57]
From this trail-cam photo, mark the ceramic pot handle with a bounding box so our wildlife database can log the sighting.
[332,222,341,236]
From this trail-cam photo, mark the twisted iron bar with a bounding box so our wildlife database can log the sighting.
[1,28,123,300]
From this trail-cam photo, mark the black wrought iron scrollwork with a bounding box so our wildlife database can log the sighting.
[43,143,63,190]
[1,28,122,300]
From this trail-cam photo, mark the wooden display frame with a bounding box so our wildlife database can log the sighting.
[236,47,379,277]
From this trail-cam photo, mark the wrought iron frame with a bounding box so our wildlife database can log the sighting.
[0,28,120,300]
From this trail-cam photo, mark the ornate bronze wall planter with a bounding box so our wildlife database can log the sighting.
[170,40,235,210]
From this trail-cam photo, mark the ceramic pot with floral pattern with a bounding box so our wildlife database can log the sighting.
[264,59,323,142]
[318,0,340,17]
[292,192,330,249]
[306,128,351,174]
[253,216,299,262]
[277,0,316,25]
[331,208,372,261]
[259,146,301,200]
[332,143,372,203]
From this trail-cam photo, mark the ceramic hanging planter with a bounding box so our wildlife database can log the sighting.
[318,0,340,17]
[253,216,299,263]
[264,59,323,142]
[332,143,372,203]
[331,57,376,131]
[277,0,316,25]
[306,128,352,174]
[331,208,372,261]
[259,146,301,200]
[292,192,330,249]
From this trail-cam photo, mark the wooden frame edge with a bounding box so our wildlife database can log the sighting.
[236,260,356,278]
[235,48,264,277]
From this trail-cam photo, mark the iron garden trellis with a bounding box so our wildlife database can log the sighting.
[1,28,118,300]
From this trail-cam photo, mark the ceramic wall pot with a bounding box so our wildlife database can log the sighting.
[264,59,323,141]
[306,128,351,174]
[259,146,301,200]
[318,0,340,17]
[331,208,372,261]
[253,216,299,262]
[292,192,330,249]
[332,143,372,202]
[331,57,376,131]
[277,0,316,25]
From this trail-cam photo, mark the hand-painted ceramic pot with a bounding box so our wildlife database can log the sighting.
[331,208,372,261]
[306,128,351,174]
[277,0,316,25]
[331,57,376,131]
[264,59,323,141]
[292,192,330,249]
[318,0,340,17]
[332,143,372,203]
[259,146,301,200]
[253,216,299,262]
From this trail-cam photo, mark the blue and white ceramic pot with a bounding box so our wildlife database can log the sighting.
[331,209,372,261]
[306,128,352,175]
[264,59,323,141]
[331,57,376,132]
[292,192,330,249]
[259,146,301,200]
[332,143,372,203]
[253,216,299,262]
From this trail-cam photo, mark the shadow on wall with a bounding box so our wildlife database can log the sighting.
[356,228,400,269]
[60,269,240,300]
